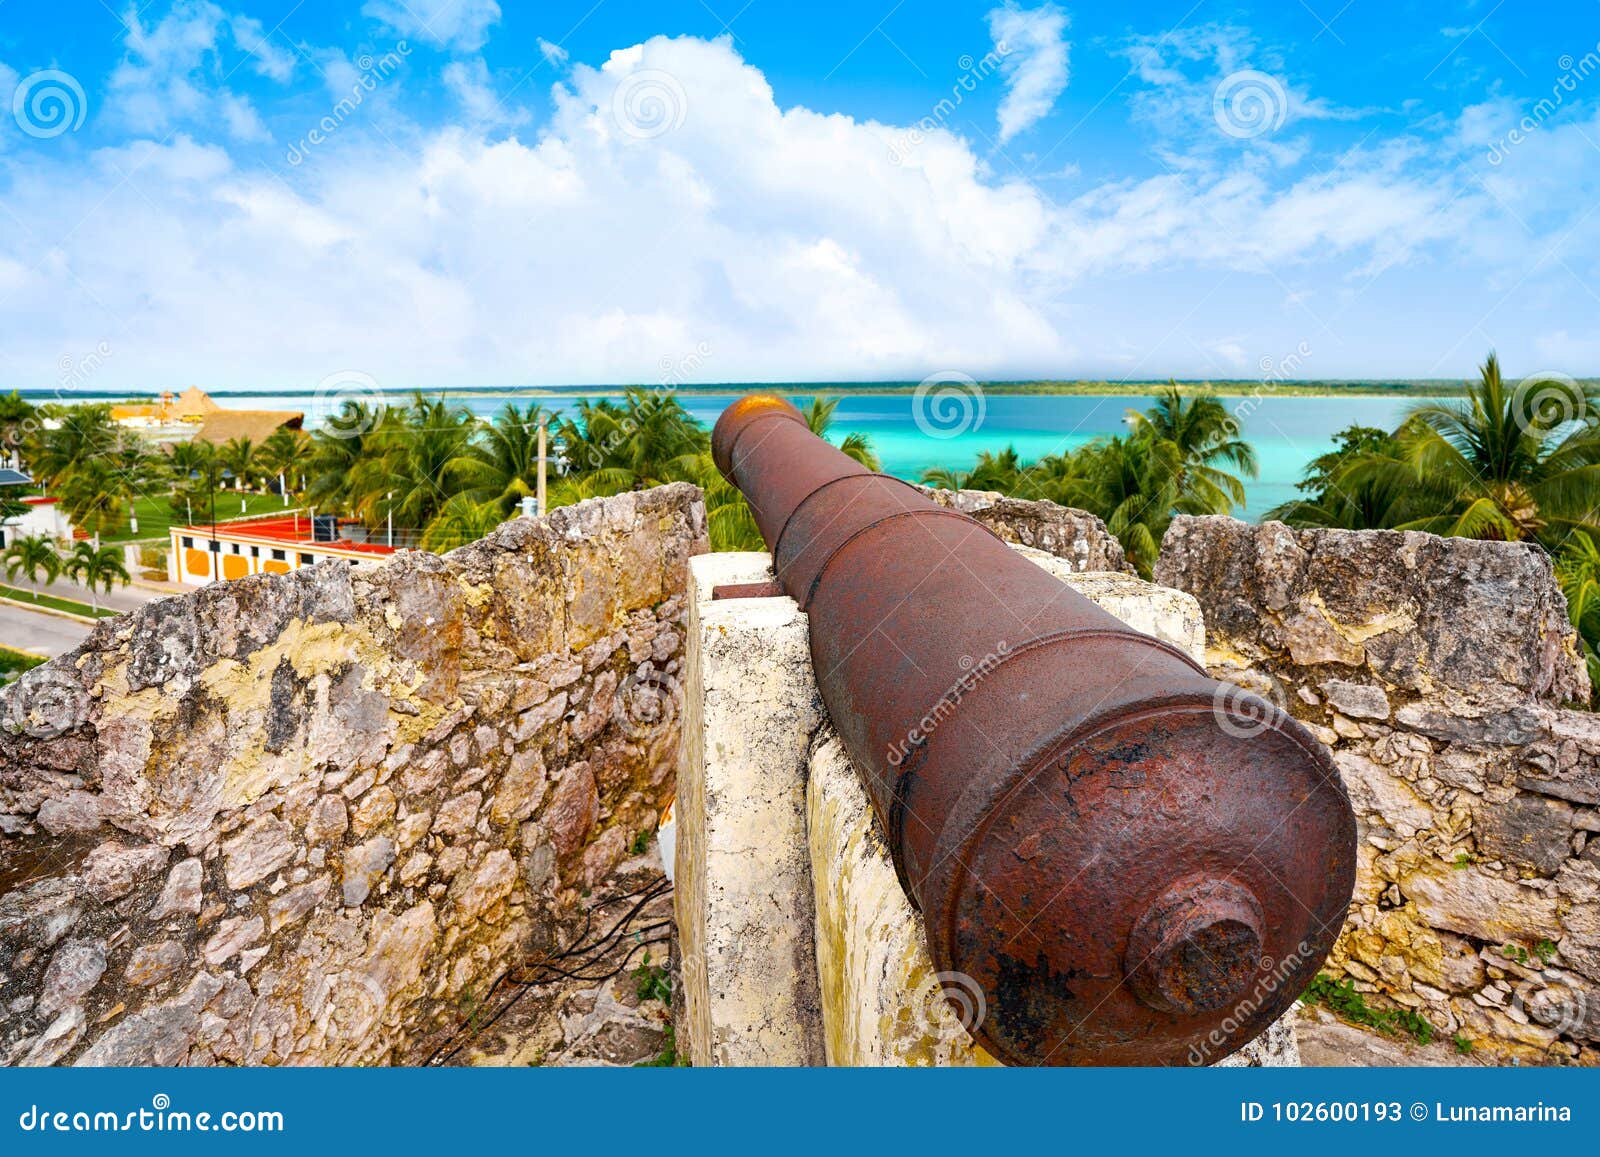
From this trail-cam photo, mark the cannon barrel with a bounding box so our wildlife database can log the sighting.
[712,395,1356,1066]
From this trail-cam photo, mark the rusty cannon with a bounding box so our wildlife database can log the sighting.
[711,395,1356,1066]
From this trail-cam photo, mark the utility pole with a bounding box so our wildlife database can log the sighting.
[537,417,548,516]
[387,491,394,547]
[280,471,288,506]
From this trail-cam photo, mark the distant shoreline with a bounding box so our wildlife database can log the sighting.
[12,379,1505,401]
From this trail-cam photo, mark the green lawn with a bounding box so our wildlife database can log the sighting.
[0,644,46,682]
[0,582,121,619]
[100,487,294,544]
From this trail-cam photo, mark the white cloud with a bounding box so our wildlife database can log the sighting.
[363,0,502,53]
[0,34,1594,388]
[987,3,1070,145]
[442,58,528,128]
[109,0,293,141]
[538,38,569,67]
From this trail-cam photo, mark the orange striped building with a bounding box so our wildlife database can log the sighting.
[168,514,396,586]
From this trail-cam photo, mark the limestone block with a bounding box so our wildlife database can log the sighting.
[674,552,825,1066]
[1012,547,1206,660]
[808,731,996,1066]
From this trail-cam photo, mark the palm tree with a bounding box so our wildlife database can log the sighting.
[60,540,128,615]
[348,395,482,534]
[801,396,880,470]
[1341,354,1600,544]
[1127,385,1258,511]
[1264,425,1413,530]
[25,404,117,487]
[55,458,127,546]
[3,534,61,601]
[0,391,36,469]
[550,391,707,501]
[257,427,310,496]
[221,437,259,492]
[304,400,385,513]
[921,448,1024,493]
[420,493,508,553]
[460,402,555,515]
[1556,536,1600,692]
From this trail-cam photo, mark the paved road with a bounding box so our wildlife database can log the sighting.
[0,604,93,657]
[5,574,165,615]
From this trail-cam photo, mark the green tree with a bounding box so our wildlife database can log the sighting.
[1341,353,1600,543]
[61,540,129,615]
[304,400,386,514]
[56,458,127,546]
[25,404,117,487]
[221,436,259,491]
[348,395,481,535]
[257,427,310,494]
[1263,425,1413,530]
[3,534,61,601]
[801,396,880,470]
[1127,385,1258,511]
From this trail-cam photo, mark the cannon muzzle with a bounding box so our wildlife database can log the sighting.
[712,395,1356,1066]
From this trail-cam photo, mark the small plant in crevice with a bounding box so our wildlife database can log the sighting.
[1453,1033,1474,1055]
[634,1023,686,1067]
[1501,942,1530,966]
[634,950,672,1004]
[1300,974,1436,1046]
[629,829,651,855]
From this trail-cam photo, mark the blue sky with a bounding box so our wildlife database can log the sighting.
[1,0,1598,390]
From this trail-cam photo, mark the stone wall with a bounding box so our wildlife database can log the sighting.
[1157,516,1600,1065]
[0,485,704,1066]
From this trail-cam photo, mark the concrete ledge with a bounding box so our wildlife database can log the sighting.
[675,552,824,1066]
[676,547,1299,1066]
